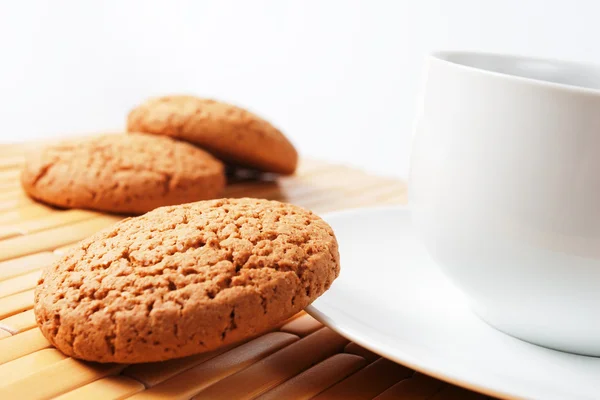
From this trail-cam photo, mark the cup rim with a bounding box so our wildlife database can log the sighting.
[430,50,600,96]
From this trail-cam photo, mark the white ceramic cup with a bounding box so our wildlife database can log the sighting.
[409,51,600,356]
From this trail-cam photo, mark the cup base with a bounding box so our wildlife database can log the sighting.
[471,305,600,358]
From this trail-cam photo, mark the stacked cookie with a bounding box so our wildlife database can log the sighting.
[23,96,342,364]
[21,95,298,214]
[127,96,298,175]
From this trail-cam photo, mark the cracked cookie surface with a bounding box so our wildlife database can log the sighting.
[127,96,298,175]
[21,133,226,214]
[34,198,340,363]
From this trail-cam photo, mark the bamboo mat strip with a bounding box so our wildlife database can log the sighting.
[430,384,492,400]
[0,180,20,193]
[0,216,121,262]
[312,357,414,400]
[0,209,104,240]
[0,188,26,202]
[53,244,77,256]
[0,142,39,157]
[0,204,57,224]
[0,348,67,387]
[192,327,350,400]
[122,344,235,389]
[130,332,301,400]
[0,358,126,399]
[0,308,37,334]
[0,252,57,282]
[0,328,51,364]
[122,315,304,390]
[345,342,380,363]
[0,289,34,320]
[280,313,324,337]
[0,204,57,225]
[0,195,36,213]
[0,269,40,299]
[0,168,20,183]
[54,376,145,400]
[373,373,447,400]
[0,155,24,171]
[225,164,367,197]
[256,353,367,400]
[0,329,9,339]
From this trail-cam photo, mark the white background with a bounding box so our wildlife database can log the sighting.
[0,0,598,178]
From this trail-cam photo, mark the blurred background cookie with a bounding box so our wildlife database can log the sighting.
[21,133,225,214]
[127,96,298,175]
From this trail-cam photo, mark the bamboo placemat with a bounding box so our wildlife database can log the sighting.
[0,141,494,400]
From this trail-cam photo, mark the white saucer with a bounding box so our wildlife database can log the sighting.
[306,206,600,400]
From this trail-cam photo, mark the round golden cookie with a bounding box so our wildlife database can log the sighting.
[126,96,298,175]
[34,198,340,363]
[21,133,225,214]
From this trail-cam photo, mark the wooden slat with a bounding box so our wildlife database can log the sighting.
[312,358,414,400]
[0,156,24,171]
[307,181,404,214]
[53,244,75,256]
[225,164,361,199]
[430,385,489,400]
[256,354,367,400]
[0,252,56,282]
[274,310,305,326]
[0,204,58,225]
[374,373,447,400]
[0,169,20,183]
[0,349,67,386]
[0,289,34,319]
[226,165,384,207]
[0,216,121,262]
[54,376,145,400]
[130,332,300,400]
[123,344,237,388]
[0,180,20,193]
[0,188,25,202]
[225,160,342,190]
[280,313,323,337]
[0,358,126,399]
[378,194,406,205]
[299,180,395,212]
[0,195,36,212]
[192,328,350,400]
[350,181,406,204]
[0,328,51,365]
[223,182,283,202]
[344,342,380,363]
[224,158,327,182]
[0,329,10,339]
[295,159,336,176]
[0,142,37,156]
[0,309,37,334]
[0,270,40,299]
[281,169,379,203]
[0,209,104,240]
